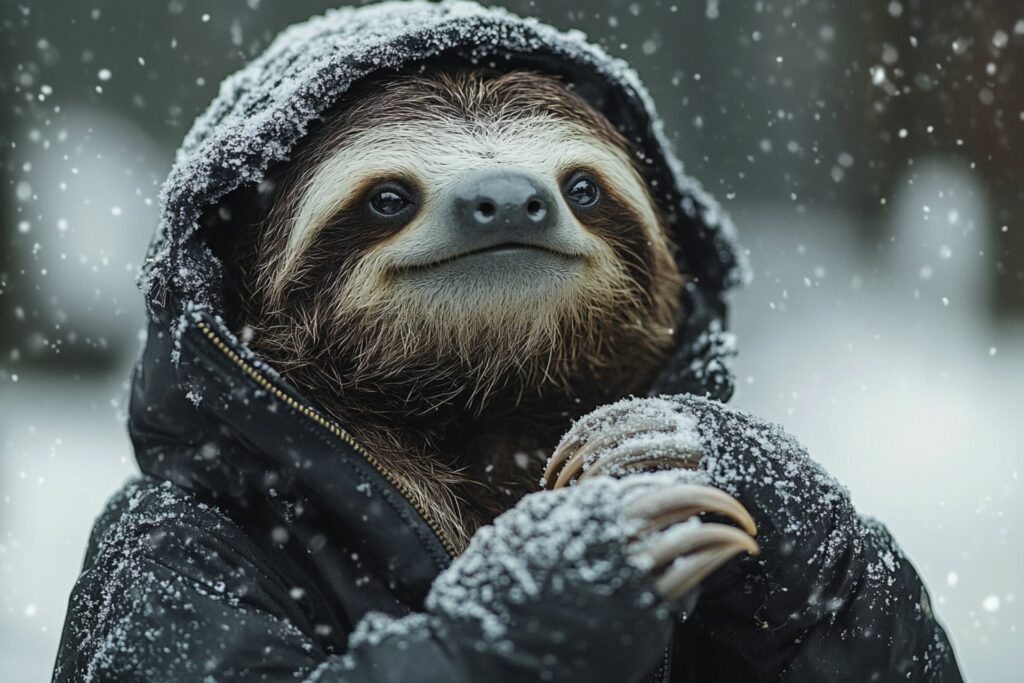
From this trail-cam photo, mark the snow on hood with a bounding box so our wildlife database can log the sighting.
[142,0,746,400]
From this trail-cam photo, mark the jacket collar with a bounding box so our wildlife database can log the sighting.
[130,310,452,607]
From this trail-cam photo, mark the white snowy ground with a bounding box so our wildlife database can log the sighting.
[1,163,1021,681]
[0,374,137,682]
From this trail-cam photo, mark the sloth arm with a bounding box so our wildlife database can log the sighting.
[544,395,964,682]
[52,483,475,683]
[54,476,687,683]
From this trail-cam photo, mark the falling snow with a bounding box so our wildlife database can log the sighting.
[0,0,1019,681]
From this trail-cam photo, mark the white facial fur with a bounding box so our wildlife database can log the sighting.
[275,115,665,284]
[258,112,679,387]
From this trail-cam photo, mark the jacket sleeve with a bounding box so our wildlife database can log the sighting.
[54,478,673,683]
[667,395,963,682]
[52,480,336,682]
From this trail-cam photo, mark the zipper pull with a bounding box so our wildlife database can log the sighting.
[154,284,170,309]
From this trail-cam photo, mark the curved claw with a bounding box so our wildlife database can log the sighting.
[653,541,756,603]
[637,523,760,569]
[626,483,758,537]
[543,434,585,489]
[545,418,689,489]
[578,445,700,483]
[550,429,642,489]
[544,408,636,485]
[638,521,760,603]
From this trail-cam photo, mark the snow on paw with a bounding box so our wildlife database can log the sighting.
[542,396,704,489]
[540,398,758,602]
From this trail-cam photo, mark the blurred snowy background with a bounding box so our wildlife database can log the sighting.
[1,1,1021,681]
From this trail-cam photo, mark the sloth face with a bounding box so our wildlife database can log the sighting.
[246,70,683,425]
[283,123,635,308]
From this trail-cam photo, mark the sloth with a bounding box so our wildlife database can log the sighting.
[230,67,763,608]
[239,69,706,546]
[54,8,962,680]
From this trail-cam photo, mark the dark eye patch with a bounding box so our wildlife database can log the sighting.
[278,177,422,299]
[561,167,661,298]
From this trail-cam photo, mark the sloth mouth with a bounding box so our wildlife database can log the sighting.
[398,242,581,273]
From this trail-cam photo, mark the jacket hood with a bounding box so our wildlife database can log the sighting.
[141,0,744,396]
[129,0,746,596]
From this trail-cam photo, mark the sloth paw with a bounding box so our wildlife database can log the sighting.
[541,397,759,603]
[622,480,759,602]
[542,397,702,489]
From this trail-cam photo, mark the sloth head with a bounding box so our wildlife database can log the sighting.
[241,68,684,471]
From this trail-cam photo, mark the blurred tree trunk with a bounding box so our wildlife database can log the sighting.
[936,1,1024,317]
[844,0,1024,318]
[0,3,18,358]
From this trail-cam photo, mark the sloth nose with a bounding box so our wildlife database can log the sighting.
[453,170,557,236]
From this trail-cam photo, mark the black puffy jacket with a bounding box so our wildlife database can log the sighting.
[52,2,963,681]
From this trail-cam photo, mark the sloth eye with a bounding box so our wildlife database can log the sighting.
[368,183,415,218]
[565,172,601,209]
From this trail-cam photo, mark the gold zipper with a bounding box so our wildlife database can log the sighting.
[195,320,458,559]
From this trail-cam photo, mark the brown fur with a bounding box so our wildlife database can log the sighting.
[240,70,685,551]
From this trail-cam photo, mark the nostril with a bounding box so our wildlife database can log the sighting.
[526,198,546,221]
[475,201,496,223]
